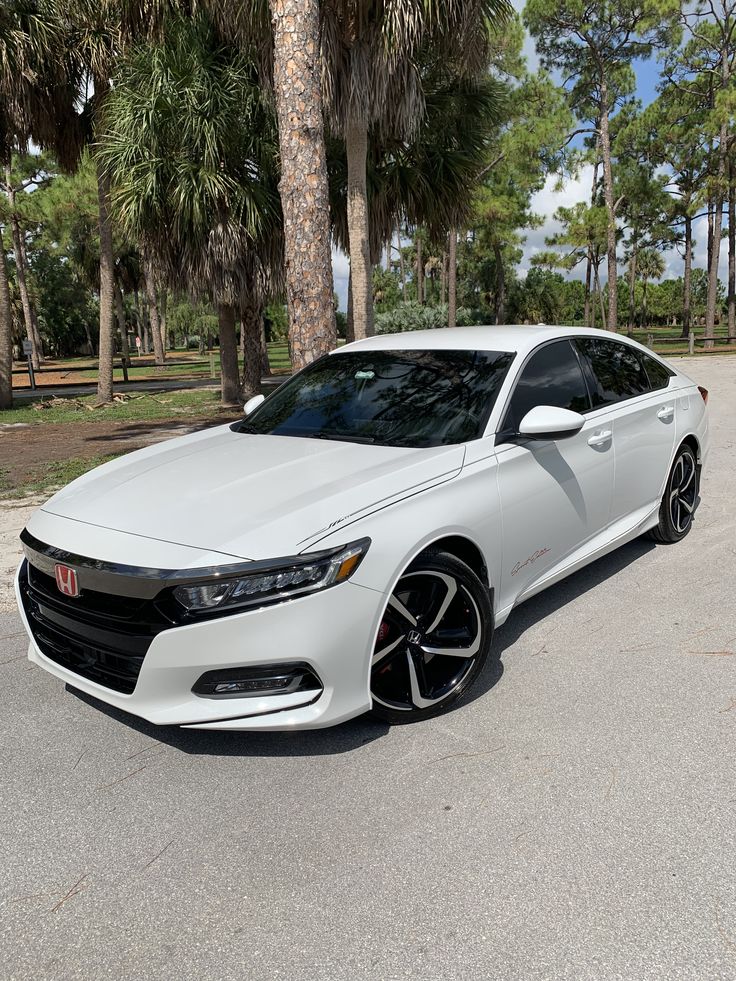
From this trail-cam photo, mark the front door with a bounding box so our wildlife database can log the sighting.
[494,339,615,612]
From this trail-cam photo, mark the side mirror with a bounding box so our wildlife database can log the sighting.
[518,405,585,440]
[243,394,265,416]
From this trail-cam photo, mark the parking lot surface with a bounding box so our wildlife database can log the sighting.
[1,357,735,981]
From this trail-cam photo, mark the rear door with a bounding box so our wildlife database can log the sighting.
[495,339,615,610]
[574,338,677,523]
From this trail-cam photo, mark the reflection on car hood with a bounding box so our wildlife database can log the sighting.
[41,424,465,559]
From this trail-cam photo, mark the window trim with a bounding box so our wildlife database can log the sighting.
[573,336,672,409]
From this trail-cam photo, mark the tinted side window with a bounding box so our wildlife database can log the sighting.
[640,352,673,391]
[504,340,590,432]
[575,338,650,407]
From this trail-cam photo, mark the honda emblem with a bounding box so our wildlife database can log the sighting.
[54,564,80,598]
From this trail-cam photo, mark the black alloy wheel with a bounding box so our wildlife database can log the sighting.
[370,550,492,724]
[648,444,699,544]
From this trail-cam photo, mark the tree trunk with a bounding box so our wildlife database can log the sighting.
[705,127,727,348]
[260,319,270,376]
[440,251,447,307]
[218,303,240,405]
[494,240,505,325]
[345,117,373,339]
[448,227,458,328]
[681,213,693,339]
[416,233,424,306]
[641,279,648,329]
[142,254,166,366]
[598,82,618,332]
[584,246,593,329]
[397,224,406,301]
[240,292,264,400]
[627,243,637,334]
[4,167,43,370]
[269,0,336,370]
[159,288,168,352]
[96,164,116,404]
[115,286,130,364]
[0,228,13,409]
[346,268,354,343]
[728,162,735,343]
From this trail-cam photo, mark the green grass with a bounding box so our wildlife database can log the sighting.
[0,454,124,499]
[1,388,227,425]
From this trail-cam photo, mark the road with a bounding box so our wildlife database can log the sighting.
[1,357,735,981]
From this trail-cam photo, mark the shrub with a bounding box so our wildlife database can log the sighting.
[375,303,483,334]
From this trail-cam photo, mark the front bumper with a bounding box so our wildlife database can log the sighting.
[15,562,383,731]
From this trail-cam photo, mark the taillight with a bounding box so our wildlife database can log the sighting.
[698,386,709,404]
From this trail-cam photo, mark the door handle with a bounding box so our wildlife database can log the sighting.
[588,430,612,447]
[657,405,675,421]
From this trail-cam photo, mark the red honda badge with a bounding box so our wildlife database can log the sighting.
[54,564,80,597]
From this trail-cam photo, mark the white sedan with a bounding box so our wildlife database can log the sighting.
[15,326,708,730]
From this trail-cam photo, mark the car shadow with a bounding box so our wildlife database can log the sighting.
[66,685,391,757]
[455,536,656,712]
[66,537,656,757]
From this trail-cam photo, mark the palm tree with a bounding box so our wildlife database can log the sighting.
[97,13,283,405]
[0,0,76,408]
[320,0,512,339]
[635,247,665,329]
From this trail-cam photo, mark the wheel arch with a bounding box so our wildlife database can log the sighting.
[679,432,701,464]
[419,534,490,588]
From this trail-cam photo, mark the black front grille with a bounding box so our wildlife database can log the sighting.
[19,561,173,694]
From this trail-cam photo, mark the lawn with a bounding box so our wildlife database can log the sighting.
[2,387,225,426]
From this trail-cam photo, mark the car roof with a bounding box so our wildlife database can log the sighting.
[336,324,641,359]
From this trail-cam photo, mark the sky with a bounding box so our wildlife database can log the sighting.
[333,6,724,311]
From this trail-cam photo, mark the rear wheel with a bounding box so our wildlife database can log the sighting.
[648,444,699,544]
[370,551,492,724]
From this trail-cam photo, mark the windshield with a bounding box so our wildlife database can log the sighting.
[237,349,515,447]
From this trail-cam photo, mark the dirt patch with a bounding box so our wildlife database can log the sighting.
[0,412,241,492]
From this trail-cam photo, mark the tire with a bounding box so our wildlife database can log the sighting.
[370,550,493,725]
[647,443,699,544]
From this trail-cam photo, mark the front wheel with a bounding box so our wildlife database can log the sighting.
[647,443,699,544]
[370,550,493,725]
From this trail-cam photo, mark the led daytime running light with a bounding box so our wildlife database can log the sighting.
[173,539,369,612]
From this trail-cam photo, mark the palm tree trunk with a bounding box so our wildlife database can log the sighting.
[448,227,458,328]
[142,254,166,366]
[346,117,373,339]
[728,162,735,344]
[599,81,618,332]
[96,164,116,404]
[115,286,130,364]
[218,303,240,405]
[269,0,336,369]
[240,292,263,400]
[0,228,13,410]
[416,233,424,306]
[681,213,693,339]
[440,252,447,306]
[493,241,505,325]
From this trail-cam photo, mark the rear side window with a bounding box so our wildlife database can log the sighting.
[640,352,674,391]
[503,340,590,432]
[575,338,650,407]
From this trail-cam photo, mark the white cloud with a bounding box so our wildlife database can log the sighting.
[519,166,595,280]
[332,247,350,312]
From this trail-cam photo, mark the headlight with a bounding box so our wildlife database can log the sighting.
[173,538,370,613]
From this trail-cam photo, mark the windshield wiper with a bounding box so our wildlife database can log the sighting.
[308,432,376,444]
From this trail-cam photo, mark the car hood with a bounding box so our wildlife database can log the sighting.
[41,425,465,560]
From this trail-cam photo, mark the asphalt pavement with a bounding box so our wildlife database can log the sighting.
[1,356,735,981]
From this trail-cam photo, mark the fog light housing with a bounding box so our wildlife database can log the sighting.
[192,662,322,699]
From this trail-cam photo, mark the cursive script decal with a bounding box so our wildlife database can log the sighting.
[511,547,551,577]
